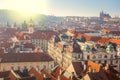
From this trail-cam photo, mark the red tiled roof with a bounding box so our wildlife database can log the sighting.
[84,35,101,42]
[61,71,71,80]
[51,66,64,78]
[41,69,57,80]
[31,31,59,40]
[16,32,24,38]
[0,42,12,48]
[76,33,84,37]
[8,71,17,80]
[88,70,109,80]
[61,75,71,80]
[97,38,110,43]
[105,66,120,80]
[23,43,35,50]
[16,33,31,40]
[29,68,44,80]
[74,31,102,42]
[87,61,101,72]
[0,53,53,63]
[109,39,120,45]
[0,71,10,78]
[67,62,83,76]
[109,31,120,35]
[102,29,110,33]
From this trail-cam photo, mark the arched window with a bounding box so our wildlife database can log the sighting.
[11,66,14,70]
[104,55,107,58]
[115,60,118,63]
[87,55,90,59]
[104,60,107,64]
[92,55,96,59]
[98,61,101,63]
[110,60,113,64]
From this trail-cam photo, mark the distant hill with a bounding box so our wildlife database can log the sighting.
[0,9,47,24]
[0,9,63,28]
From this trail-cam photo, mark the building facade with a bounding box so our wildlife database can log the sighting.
[48,34,120,72]
[31,30,59,52]
[0,53,54,72]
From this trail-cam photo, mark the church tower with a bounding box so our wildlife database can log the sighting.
[28,19,34,34]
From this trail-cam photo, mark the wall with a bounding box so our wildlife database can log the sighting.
[0,61,54,72]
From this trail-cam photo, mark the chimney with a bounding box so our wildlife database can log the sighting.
[71,72,76,80]
[0,47,5,54]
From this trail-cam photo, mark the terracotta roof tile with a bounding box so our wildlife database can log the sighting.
[109,39,120,45]
[51,66,64,78]
[84,35,101,42]
[87,61,101,72]
[41,69,57,80]
[0,71,10,78]
[29,68,44,80]
[31,30,59,40]
[97,38,110,43]
[67,62,83,76]
[23,43,35,50]
[0,53,53,63]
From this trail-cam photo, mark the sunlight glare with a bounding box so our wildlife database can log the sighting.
[5,0,49,15]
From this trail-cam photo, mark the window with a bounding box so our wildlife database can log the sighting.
[92,55,96,59]
[11,67,14,70]
[87,55,90,59]
[24,66,27,69]
[30,66,32,69]
[115,60,118,63]
[36,66,40,71]
[51,65,53,69]
[104,60,107,64]
[98,55,102,58]
[98,61,101,63]
[18,66,20,70]
[43,65,46,69]
[110,60,113,64]
[111,55,113,58]
[104,55,107,58]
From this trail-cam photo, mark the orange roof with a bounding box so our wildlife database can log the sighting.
[102,29,110,33]
[29,68,44,80]
[109,39,120,45]
[16,32,24,38]
[84,35,101,42]
[97,38,110,43]
[51,66,64,78]
[41,69,57,80]
[76,33,84,37]
[87,61,101,72]
[8,71,18,80]
[31,31,59,40]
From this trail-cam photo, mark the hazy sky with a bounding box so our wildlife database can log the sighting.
[0,0,119,17]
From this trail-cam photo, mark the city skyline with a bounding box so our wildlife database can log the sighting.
[0,0,120,17]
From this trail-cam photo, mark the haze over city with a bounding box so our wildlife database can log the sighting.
[0,0,120,80]
[0,0,120,17]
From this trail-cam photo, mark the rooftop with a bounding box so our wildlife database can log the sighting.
[0,53,53,63]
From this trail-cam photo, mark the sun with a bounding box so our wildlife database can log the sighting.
[4,0,49,14]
